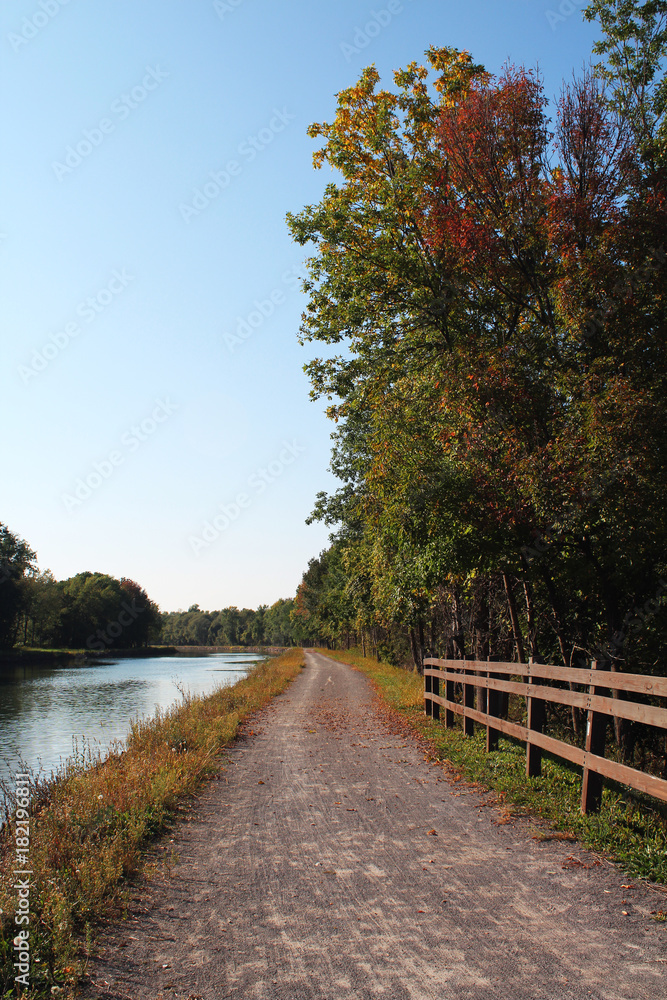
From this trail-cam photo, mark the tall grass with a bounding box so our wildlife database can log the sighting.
[0,649,303,998]
[318,648,667,886]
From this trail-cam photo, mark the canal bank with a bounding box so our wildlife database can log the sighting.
[0,645,289,670]
[0,646,178,669]
[0,650,272,793]
[0,649,305,998]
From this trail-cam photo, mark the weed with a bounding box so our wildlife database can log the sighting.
[0,649,303,998]
[317,648,667,885]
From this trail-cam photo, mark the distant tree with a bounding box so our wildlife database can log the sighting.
[0,523,38,647]
[18,570,64,647]
[119,578,161,647]
[264,598,297,645]
[57,572,125,649]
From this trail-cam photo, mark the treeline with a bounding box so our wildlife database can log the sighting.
[160,599,297,648]
[0,521,300,653]
[1,523,161,650]
[286,3,667,758]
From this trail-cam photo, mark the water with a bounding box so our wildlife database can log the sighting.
[0,652,262,792]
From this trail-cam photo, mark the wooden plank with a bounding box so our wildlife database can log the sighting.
[426,672,667,730]
[429,694,534,746]
[586,751,667,803]
[427,694,667,804]
[424,660,667,698]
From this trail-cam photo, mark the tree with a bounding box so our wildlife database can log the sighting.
[57,572,126,649]
[0,524,37,647]
[289,39,667,764]
[119,578,161,647]
[585,0,667,167]
[264,598,297,645]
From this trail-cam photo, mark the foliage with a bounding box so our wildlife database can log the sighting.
[584,0,667,166]
[0,523,162,654]
[160,598,298,648]
[0,524,37,648]
[287,32,667,767]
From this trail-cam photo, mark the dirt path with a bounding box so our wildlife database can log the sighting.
[83,651,666,999]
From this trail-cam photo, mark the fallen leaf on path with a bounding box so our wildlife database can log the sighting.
[427,829,437,836]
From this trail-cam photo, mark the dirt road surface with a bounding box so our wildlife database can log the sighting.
[83,651,666,999]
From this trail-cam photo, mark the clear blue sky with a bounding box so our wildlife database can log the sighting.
[1,0,599,613]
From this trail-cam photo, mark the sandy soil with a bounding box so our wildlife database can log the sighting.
[81,651,666,999]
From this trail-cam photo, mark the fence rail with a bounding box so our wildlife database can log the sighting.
[423,657,667,813]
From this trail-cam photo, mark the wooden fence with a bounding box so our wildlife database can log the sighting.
[423,657,667,813]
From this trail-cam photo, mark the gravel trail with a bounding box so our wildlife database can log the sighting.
[83,651,666,999]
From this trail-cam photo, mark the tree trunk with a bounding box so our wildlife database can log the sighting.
[408,627,420,673]
[539,566,582,739]
[418,620,426,672]
[522,578,539,660]
[452,589,466,658]
[502,572,526,664]
[579,536,626,753]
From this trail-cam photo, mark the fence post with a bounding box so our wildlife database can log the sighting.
[424,665,432,718]
[432,665,440,721]
[445,662,455,729]
[463,658,475,736]
[486,659,500,752]
[526,657,546,777]
[581,660,608,814]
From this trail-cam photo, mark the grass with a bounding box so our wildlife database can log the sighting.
[317,648,667,887]
[0,648,303,998]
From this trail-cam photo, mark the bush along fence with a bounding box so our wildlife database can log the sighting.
[423,657,667,814]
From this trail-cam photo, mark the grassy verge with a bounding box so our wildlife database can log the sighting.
[0,648,303,998]
[0,647,178,668]
[318,648,667,887]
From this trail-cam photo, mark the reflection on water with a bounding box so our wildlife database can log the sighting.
[0,653,261,788]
